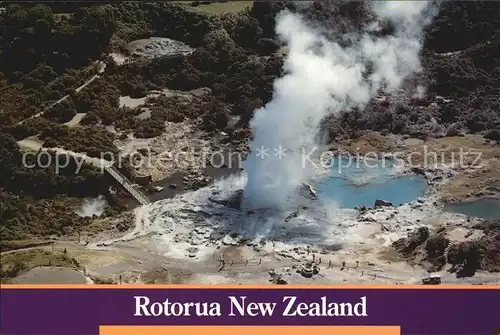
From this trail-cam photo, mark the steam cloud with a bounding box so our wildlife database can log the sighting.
[76,195,108,217]
[242,1,438,210]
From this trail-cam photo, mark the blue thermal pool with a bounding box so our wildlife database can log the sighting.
[314,157,427,208]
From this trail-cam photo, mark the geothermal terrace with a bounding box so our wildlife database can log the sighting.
[2,1,499,286]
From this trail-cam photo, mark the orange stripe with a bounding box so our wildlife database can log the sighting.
[99,326,401,335]
[1,284,498,289]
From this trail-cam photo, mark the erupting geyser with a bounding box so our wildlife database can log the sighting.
[242,1,438,211]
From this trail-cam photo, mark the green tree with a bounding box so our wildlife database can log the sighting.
[28,4,54,25]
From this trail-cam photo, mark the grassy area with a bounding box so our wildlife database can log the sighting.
[141,267,193,284]
[405,135,498,163]
[0,249,80,283]
[341,133,399,154]
[174,1,252,15]
[406,135,500,201]
[0,239,53,253]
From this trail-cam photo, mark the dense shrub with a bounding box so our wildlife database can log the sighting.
[40,125,118,157]
[43,99,76,123]
[485,129,500,142]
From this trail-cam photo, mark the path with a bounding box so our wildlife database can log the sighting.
[8,267,93,284]
[18,139,151,206]
[14,59,151,205]
[16,61,106,126]
[15,55,152,207]
[1,243,55,255]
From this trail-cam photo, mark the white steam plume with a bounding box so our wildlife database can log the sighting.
[242,1,437,210]
[76,195,108,217]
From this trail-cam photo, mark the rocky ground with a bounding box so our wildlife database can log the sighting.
[2,1,499,285]
[114,119,212,182]
[129,37,194,59]
[342,133,500,203]
[114,92,243,199]
[5,95,500,285]
[4,129,499,285]
[5,145,498,285]
[109,37,195,67]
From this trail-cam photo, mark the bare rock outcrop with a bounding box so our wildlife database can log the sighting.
[448,219,500,277]
[393,227,430,255]
[393,219,500,276]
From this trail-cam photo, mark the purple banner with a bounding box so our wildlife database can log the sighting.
[1,287,499,335]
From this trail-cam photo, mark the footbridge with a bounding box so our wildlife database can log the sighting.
[104,165,150,206]
[17,141,151,206]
